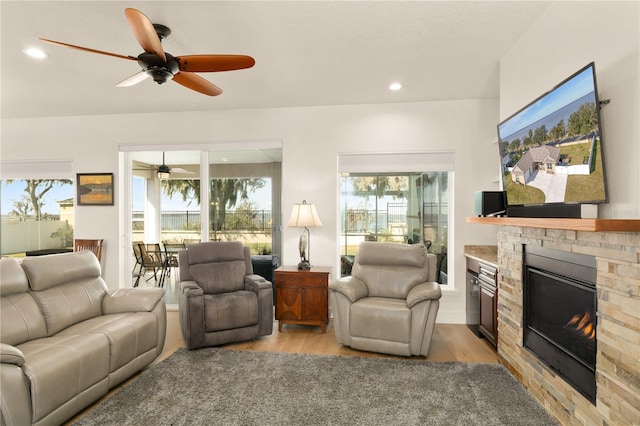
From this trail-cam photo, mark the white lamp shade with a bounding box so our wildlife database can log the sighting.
[287,201,323,228]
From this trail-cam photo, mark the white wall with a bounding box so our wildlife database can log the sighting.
[500,1,640,219]
[2,99,500,323]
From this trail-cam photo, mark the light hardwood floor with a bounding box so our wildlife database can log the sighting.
[160,310,498,364]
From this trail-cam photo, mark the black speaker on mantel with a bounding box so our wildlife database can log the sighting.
[474,191,506,217]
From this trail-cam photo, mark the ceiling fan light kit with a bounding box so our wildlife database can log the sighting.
[39,8,254,96]
[157,165,171,180]
[157,152,171,179]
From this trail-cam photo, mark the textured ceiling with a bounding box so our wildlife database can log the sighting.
[1,1,550,120]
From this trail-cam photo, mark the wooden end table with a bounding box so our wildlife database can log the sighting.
[274,266,332,333]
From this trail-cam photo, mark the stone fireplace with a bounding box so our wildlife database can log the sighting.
[468,217,640,425]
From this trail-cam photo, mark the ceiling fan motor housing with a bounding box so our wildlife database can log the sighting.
[157,164,171,175]
[138,52,179,84]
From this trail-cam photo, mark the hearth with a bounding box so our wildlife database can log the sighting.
[523,245,597,403]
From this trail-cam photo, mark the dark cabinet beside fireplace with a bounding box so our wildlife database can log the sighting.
[466,255,498,347]
[478,262,498,346]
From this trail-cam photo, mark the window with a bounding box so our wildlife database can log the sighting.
[1,178,74,256]
[337,150,453,285]
[339,172,449,283]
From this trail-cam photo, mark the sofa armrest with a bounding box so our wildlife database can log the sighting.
[406,281,442,308]
[178,280,205,350]
[245,274,272,291]
[180,280,203,297]
[1,343,25,366]
[1,359,31,426]
[102,288,165,314]
[329,276,368,303]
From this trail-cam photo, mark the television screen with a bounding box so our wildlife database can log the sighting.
[497,62,607,209]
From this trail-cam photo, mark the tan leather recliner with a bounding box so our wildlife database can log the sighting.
[329,242,442,357]
[178,241,273,349]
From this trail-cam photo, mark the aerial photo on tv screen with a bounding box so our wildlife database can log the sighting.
[497,65,606,206]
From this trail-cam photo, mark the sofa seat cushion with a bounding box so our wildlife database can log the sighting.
[57,312,159,373]
[18,333,110,423]
[350,297,411,343]
[204,290,258,332]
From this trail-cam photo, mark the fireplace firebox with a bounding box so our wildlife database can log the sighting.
[523,245,597,404]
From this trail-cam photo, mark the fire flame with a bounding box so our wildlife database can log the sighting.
[565,312,596,340]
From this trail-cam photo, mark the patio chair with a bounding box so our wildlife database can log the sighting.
[132,242,166,287]
[132,240,145,286]
[142,243,167,287]
[163,241,186,281]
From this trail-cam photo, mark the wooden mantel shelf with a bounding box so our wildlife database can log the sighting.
[466,216,640,232]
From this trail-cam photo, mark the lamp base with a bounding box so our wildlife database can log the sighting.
[297,260,311,270]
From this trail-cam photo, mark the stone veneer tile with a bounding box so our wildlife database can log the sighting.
[598,273,640,297]
[599,291,640,324]
[573,244,638,262]
[602,232,640,247]
[546,229,577,240]
[541,241,574,253]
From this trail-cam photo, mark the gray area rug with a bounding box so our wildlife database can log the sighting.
[74,348,557,425]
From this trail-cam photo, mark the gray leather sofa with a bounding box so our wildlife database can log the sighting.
[178,241,273,350]
[329,242,442,357]
[0,251,167,426]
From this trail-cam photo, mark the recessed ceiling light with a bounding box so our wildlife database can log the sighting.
[23,48,49,59]
[389,82,402,91]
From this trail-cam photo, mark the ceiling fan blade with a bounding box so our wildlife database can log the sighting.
[124,8,166,61]
[171,167,196,174]
[173,72,223,96]
[177,55,256,73]
[116,70,149,87]
[38,38,137,61]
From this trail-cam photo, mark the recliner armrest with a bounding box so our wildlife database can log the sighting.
[245,274,272,291]
[406,281,442,308]
[1,343,25,366]
[102,288,165,314]
[329,276,368,302]
[180,280,203,297]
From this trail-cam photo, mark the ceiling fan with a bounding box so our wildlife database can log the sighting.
[39,8,255,96]
[134,152,196,179]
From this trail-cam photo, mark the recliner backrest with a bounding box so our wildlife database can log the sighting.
[352,242,431,299]
[0,258,48,346]
[179,241,252,295]
[22,251,107,335]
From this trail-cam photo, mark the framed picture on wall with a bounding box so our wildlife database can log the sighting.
[77,173,114,206]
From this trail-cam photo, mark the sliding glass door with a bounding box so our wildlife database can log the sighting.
[126,147,282,288]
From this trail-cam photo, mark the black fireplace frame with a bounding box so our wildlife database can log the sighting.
[523,245,597,404]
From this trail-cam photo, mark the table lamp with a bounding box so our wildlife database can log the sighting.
[287,200,323,270]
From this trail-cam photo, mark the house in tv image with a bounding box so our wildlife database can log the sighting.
[511,145,561,185]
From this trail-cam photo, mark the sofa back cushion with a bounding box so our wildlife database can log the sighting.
[352,242,430,299]
[0,258,48,345]
[22,251,108,335]
[179,242,250,295]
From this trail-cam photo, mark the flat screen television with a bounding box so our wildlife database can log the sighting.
[497,62,607,218]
